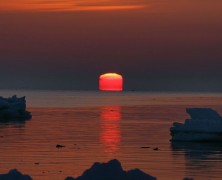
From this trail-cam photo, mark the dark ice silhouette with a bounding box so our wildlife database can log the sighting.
[186,108,222,120]
[0,169,32,180]
[170,108,222,142]
[0,95,31,120]
[64,159,157,180]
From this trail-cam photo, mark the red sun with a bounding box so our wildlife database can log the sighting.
[99,73,123,91]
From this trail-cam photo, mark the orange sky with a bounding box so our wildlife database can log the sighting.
[0,0,146,12]
[0,0,222,90]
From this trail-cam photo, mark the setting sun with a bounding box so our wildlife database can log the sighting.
[99,73,123,91]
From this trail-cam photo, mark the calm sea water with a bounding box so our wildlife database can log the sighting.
[1,90,222,180]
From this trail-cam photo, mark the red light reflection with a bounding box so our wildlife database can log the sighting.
[100,106,121,155]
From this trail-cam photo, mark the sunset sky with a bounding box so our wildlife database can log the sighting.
[0,0,222,91]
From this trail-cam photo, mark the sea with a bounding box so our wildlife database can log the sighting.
[1,90,222,180]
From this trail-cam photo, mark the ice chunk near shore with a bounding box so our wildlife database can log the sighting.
[0,169,32,180]
[0,95,31,120]
[170,108,222,142]
[65,159,157,180]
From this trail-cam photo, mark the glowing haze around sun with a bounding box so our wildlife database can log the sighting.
[99,73,123,91]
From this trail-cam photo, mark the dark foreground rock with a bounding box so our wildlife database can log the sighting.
[0,169,32,180]
[0,160,194,180]
[64,159,157,180]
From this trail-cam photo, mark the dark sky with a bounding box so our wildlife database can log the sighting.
[0,0,222,91]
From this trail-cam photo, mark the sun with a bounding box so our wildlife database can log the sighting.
[99,73,123,91]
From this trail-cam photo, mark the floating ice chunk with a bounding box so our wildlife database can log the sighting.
[65,159,157,180]
[0,95,31,120]
[186,108,222,120]
[170,108,222,142]
[0,169,32,180]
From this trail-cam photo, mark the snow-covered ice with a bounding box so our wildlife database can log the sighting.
[0,95,31,120]
[170,108,222,142]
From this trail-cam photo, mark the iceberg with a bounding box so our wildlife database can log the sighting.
[0,95,31,120]
[170,108,222,142]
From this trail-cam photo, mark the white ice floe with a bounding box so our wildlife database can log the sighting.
[170,108,222,142]
[0,95,31,120]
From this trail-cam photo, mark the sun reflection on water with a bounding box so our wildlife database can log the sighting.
[100,106,121,156]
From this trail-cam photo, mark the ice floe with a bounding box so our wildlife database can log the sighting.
[170,108,222,142]
[0,95,31,120]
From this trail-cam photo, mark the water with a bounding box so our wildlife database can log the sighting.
[1,90,222,180]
